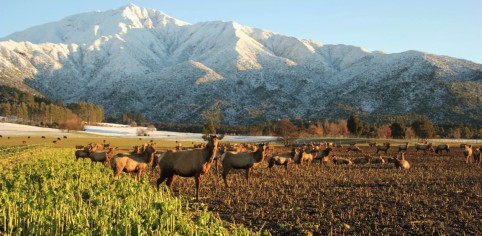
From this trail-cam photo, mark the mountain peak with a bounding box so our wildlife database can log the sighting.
[0,5,481,125]
[123,3,141,10]
[114,4,189,31]
[1,4,189,45]
[119,3,144,18]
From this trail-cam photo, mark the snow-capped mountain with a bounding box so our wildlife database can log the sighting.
[1,4,481,125]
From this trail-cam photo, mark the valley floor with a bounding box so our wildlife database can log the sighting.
[1,122,481,235]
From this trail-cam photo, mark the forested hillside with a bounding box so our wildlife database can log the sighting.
[0,85,103,128]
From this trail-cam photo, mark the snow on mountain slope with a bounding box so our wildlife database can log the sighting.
[0,4,481,125]
[3,4,188,45]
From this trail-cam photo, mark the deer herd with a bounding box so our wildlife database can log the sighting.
[74,137,481,200]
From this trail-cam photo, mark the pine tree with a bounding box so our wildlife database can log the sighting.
[347,115,363,137]
[391,119,406,139]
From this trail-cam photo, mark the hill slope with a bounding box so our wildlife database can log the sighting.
[1,4,481,124]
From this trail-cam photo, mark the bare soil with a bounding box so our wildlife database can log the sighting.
[149,146,482,235]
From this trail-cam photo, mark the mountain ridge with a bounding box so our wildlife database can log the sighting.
[0,4,481,125]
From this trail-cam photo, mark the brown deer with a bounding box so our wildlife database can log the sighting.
[315,147,333,166]
[268,148,298,172]
[155,134,224,201]
[110,144,157,180]
[294,147,315,166]
[369,155,386,165]
[398,142,409,153]
[472,147,481,167]
[89,147,115,166]
[463,145,473,164]
[352,155,370,165]
[75,147,91,161]
[415,143,434,154]
[221,143,267,188]
[434,144,450,154]
[376,142,391,154]
[347,144,362,153]
[332,156,352,165]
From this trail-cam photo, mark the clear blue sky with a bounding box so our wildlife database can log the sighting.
[1,0,481,63]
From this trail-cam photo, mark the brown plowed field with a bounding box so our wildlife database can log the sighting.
[149,146,481,235]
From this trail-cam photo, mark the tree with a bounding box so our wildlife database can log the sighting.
[347,115,363,137]
[412,116,435,139]
[0,103,12,117]
[275,119,299,146]
[201,104,222,135]
[20,93,35,104]
[391,119,406,139]
[54,99,64,107]
[59,115,84,132]
[202,117,216,135]
[12,91,19,101]
[405,127,416,139]
[323,119,331,135]
[461,126,473,138]
[307,123,323,137]
[262,122,274,136]
[122,113,130,124]
[338,120,349,137]
[147,124,157,132]
[361,124,377,138]
[378,125,392,138]
[1,89,10,101]
[19,102,29,123]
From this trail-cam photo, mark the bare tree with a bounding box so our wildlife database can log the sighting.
[275,119,299,146]
[147,124,157,132]
[60,115,84,133]
[377,125,392,139]
[137,125,156,136]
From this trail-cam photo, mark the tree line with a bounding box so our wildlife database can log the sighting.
[197,113,481,144]
[0,85,103,130]
[1,85,480,140]
[138,112,482,141]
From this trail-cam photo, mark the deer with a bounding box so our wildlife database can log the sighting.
[314,147,333,166]
[268,148,298,172]
[155,134,224,201]
[376,142,391,154]
[110,143,157,180]
[221,143,267,188]
[393,152,410,169]
[434,144,450,154]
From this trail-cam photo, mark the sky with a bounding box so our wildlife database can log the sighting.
[0,0,481,64]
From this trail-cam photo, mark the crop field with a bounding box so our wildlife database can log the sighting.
[149,145,482,235]
[0,147,251,235]
[1,140,481,235]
